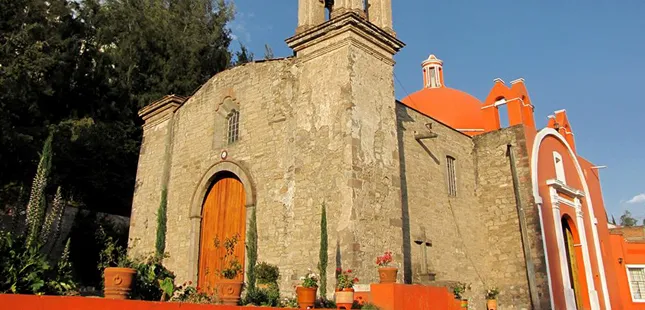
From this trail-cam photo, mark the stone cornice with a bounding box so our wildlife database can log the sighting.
[285,12,404,56]
[139,95,187,128]
[546,179,585,198]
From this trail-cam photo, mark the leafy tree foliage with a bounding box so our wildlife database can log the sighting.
[0,0,238,216]
[620,210,638,227]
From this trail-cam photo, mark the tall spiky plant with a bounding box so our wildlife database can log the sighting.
[40,186,65,252]
[26,133,53,246]
[318,202,328,297]
[246,207,258,290]
[155,187,168,259]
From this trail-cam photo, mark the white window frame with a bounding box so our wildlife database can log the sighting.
[227,109,240,144]
[553,152,566,184]
[626,264,645,303]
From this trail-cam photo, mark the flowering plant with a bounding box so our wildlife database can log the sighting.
[485,287,500,300]
[300,269,319,288]
[452,282,471,300]
[336,268,359,289]
[376,251,393,267]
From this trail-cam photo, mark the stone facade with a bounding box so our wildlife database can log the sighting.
[129,4,552,309]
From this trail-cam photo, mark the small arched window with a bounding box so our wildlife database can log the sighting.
[227,109,239,144]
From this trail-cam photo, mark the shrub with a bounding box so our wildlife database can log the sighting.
[130,255,176,301]
[0,231,76,295]
[255,262,280,284]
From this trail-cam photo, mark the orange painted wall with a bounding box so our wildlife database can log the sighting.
[534,135,609,309]
[609,231,645,309]
[578,156,623,308]
[370,283,461,310]
[0,294,281,310]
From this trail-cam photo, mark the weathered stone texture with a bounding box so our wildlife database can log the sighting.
[397,106,489,308]
[130,20,403,297]
[129,117,172,255]
[473,125,550,310]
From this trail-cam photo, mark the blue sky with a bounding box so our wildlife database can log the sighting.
[227,1,645,222]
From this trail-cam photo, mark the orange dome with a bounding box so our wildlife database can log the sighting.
[401,54,485,136]
[401,87,484,133]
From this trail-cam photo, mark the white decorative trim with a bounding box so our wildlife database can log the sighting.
[575,197,600,308]
[546,179,585,198]
[531,128,610,310]
[511,78,525,84]
[550,188,578,310]
[455,128,485,132]
[626,265,645,303]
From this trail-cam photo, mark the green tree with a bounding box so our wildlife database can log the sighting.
[620,210,638,227]
[155,188,168,258]
[318,202,328,297]
[264,44,274,60]
[234,43,254,66]
[246,207,258,290]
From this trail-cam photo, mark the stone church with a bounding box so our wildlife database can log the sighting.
[129,1,622,309]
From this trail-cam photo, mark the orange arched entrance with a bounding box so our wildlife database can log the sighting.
[562,215,591,310]
[198,172,246,293]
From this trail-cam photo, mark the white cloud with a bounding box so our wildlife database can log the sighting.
[627,193,645,204]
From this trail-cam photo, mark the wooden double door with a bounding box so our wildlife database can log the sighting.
[198,173,246,293]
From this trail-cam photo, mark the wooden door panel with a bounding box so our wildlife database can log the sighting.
[198,176,246,293]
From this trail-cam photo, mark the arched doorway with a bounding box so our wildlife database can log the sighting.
[562,216,583,309]
[198,172,246,293]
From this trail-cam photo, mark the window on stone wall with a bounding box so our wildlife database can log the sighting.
[227,109,239,144]
[628,266,645,301]
[446,156,457,197]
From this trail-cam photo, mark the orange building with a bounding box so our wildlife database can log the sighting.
[609,226,645,309]
[401,54,635,309]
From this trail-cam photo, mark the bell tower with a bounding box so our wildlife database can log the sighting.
[286,0,408,290]
[295,0,394,35]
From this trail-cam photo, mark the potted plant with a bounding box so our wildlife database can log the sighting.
[255,262,280,289]
[214,234,244,305]
[98,231,136,300]
[376,251,397,283]
[485,287,500,310]
[335,268,358,306]
[296,269,319,309]
[452,282,471,309]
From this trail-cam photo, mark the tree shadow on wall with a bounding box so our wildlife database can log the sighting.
[395,106,413,284]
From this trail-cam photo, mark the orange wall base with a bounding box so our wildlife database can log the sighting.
[370,283,460,310]
[0,294,282,310]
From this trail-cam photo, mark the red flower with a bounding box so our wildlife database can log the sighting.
[336,268,342,272]
[353,277,359,283]
[347,269,352,273]
[196,286,201,291]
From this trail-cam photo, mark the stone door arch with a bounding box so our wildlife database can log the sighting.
[188,161,256,283]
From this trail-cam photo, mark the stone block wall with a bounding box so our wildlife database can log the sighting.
[396,105,489,308]
[473,125,550,310]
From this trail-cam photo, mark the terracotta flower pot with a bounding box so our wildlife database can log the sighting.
[454,298,462,309]
[214,279,244,305]
[335,290,354,306]
[342,288,354,292]
[378,267,398,283]
[296,286,317,309]
[486,299,497,310]
[461,299,469,309]
[103,267,136,299]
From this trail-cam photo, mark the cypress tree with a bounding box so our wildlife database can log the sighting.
[318,202,328,297]
[246,207,258,290]
[155,187,168,259]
